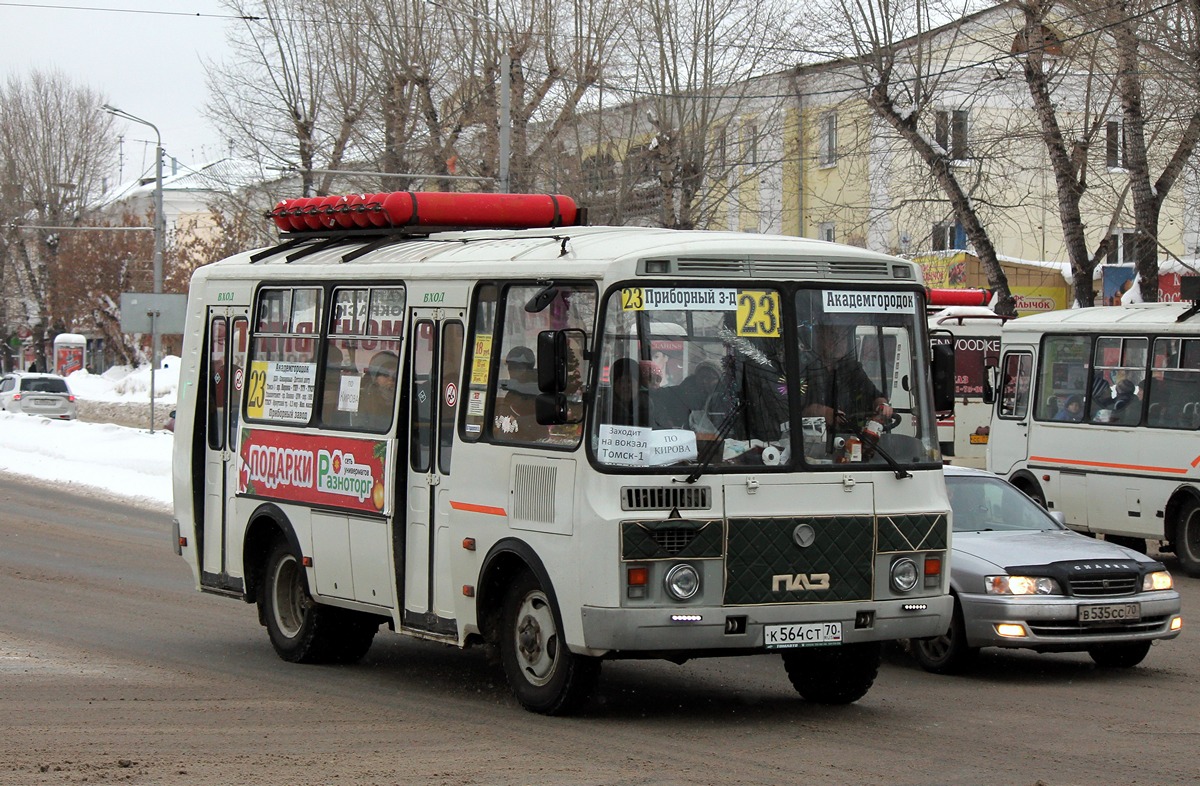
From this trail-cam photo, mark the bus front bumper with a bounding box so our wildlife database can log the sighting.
[577,595,953,655]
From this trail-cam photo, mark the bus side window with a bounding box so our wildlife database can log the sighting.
[998,351,1032,419]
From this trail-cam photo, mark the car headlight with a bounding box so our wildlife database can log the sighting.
[890,558,919,592]
[985,575,1062,595]
[1143,570,1173,591]
[664,563,700,600]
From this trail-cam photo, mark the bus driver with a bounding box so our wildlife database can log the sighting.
[800,324,893,431]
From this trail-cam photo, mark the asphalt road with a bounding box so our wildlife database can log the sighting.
[0,472,1196,786]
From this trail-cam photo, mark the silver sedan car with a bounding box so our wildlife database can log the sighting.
[912,466,1182,673]
[0,372,78,420]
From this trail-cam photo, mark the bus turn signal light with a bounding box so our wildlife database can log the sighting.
[924,556,942,587]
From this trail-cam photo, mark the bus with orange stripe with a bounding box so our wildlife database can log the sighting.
[171,190,955,714]
[988,280,1200,576]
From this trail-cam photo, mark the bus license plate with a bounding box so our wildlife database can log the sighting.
[1078,603,1141,623]
[763,622,842,649]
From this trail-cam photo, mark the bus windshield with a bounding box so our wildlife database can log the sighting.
[589,283,939,471]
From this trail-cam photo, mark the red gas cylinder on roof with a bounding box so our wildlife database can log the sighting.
[927,288,991,307]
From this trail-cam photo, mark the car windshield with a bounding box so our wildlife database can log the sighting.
[22,377,69,394]
[947,475,1062,533]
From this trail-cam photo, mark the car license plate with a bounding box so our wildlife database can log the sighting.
[763,622,842,649]
[1078,603,1141,623]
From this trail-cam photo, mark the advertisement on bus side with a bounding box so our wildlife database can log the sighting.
[237,428,390,514]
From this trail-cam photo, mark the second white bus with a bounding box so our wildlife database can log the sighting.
[988,286,1200,575]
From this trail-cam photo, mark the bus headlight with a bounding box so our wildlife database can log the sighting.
[890,558,919,592]
[664,563,701,601]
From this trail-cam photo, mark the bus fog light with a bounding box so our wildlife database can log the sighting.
[996,623,1027,638]
[890,558,918,592]
[664,563,701,601]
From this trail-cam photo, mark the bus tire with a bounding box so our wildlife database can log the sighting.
[260,537,376,664]
[911,597,978,675]
[1104,535,1147,555]
[1175,498,1200,578]
[781,641,881,704]
[1088,640,1152,668]
[499,570,599,715]
[1011,475,1046,508]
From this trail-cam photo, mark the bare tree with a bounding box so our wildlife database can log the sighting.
[559,0,797,229]
[1105,0,1200,302]
[817,0,1019,314]
[0,69,117,371]
[50,210,153,366]
[206,0,374,196]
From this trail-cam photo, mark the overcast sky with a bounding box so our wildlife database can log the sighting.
[0,1,237,178]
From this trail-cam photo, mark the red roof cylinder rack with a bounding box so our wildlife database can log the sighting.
[268,191,583,234]
[927,288,991,308]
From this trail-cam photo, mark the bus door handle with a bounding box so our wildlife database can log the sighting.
[427,473,441,487]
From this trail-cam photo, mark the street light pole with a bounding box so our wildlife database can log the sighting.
[425,0,511,192]
[103,104,164,431]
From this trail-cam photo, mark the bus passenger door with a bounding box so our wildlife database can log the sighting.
[988,350,1033,476]
[402,310,465,635]
[201,309,249,591]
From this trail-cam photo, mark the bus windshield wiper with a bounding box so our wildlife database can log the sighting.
[839,414,912,480]
[681,397,746,484]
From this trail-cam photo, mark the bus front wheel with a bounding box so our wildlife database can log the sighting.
[1174,499,1200,578]
[260,538,377,664]
[781,641,881,704]
[498,570,600,715]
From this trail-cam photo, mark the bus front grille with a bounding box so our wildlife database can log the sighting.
[621,485,711,511]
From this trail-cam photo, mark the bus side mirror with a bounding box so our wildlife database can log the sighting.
[535,392,568,425]
[981,353,998,405]
[931,341,956,412]
[536,328,587,424]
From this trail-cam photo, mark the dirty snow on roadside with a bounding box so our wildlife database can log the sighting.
[0,362,177,510]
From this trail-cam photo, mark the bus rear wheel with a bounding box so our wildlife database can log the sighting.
[498,570,600,715]
[781,641,881,704]
[260,538,377,664]
[1175,499,1200,578]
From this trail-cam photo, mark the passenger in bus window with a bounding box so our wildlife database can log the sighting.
[495,346,541,436]
[1112,378,1140,424]
[609,357,652,427]
[360,351,399,430]
[1053,394,1083,422]
[650,361,721,430]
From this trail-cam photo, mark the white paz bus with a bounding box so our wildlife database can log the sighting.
[171,191,955,714]
[989,278,1200,576]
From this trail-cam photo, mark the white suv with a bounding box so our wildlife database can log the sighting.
[0,372,78,420]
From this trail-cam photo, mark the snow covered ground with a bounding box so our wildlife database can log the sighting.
[0,362,179,511]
